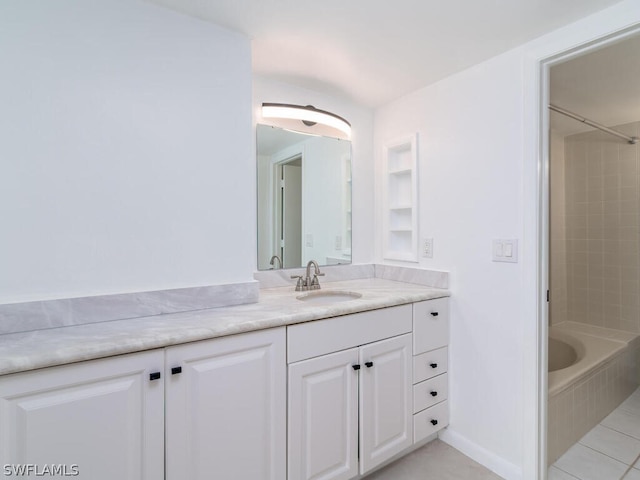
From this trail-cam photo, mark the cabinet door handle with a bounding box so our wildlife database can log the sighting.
[171,366,182,375]
[430,363,438,369]
[365,361,374,368]
[430,419,438,426]
[149,372,161,381]
[430,391,438,397]
[352,364,361,371]
[430,311,439,317]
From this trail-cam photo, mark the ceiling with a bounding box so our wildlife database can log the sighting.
[550,34,640,136]
[149,0,626,108]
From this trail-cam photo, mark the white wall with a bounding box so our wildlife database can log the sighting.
[0,0,253,303]
[257,153,273,270]
[374,1,640,478]
[375,49,526,476]
[302,136,351,264]
[253,76,375,266]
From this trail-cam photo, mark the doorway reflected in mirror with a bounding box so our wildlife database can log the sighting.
[257,124,352,270]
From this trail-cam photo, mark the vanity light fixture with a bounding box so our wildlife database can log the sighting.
[261,103,351,139]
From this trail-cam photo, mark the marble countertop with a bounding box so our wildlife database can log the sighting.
[0,278,449,376]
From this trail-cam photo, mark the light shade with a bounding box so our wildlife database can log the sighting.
[262,103,351,139]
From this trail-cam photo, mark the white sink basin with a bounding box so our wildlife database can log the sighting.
[296,290,362,304]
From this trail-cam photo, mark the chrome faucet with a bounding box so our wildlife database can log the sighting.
[291,260,325,291]
[269,255,282,269]
[305,260,324,290]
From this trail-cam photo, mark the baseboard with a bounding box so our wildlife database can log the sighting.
[439,429,522,480]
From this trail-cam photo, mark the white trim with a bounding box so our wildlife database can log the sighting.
[439,429,522,480]
[522,38,553,480]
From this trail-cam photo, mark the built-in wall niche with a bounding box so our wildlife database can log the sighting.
[383,134,418,262]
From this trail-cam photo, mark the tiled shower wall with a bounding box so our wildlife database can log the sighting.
[551,121,640,331]
[550,130,567,325]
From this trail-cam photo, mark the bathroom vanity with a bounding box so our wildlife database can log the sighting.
[0,278,449,480]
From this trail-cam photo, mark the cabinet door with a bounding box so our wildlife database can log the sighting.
[165,327,286,480]
[288,348,359,480]
[0,350,164,480]
[359,334,413,474]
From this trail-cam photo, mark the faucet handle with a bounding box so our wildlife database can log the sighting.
[290,275,305,291]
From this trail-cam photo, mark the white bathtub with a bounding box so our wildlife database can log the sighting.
[547,322,639,464]
[548,327,626,396]
[548,334,581,372]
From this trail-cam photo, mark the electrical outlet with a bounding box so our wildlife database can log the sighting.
[306,234,314,247]
[335,235,342,250]
[423,238,434,258]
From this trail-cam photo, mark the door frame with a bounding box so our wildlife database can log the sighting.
[534,23,640,480]
[271,149,305,266]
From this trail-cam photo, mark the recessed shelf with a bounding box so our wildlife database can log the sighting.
[383,134,418,262]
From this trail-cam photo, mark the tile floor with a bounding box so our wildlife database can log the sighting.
[363,385,640,480]
[550,387,640,480]
[367,439,502,480]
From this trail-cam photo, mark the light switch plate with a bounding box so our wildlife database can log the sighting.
[493,239,518,263]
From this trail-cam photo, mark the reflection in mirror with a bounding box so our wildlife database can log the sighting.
[257,124,352,270]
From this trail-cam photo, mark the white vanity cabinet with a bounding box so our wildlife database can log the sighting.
[287,305,413,480]
[0,293,449,480]
[411,298,450,443]
[0,327,286,480]
[165,327,286,480]
[0,350,165,480]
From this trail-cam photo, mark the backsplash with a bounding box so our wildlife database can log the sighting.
[255,263,449,289]
[374,264,449,288]
[254,264,375,288]
[1,264,449,336]
[0,281,258,335]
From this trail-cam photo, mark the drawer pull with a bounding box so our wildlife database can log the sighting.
[365,361,374,368]
[171,366,182,375]
[430,311,439,317]
[430,363,438,369]
[430,419,438,426]
[352,364,361,371]
[149,372,161,381]
[430,391,438,397]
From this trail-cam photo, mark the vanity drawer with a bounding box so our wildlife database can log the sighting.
[413,347,448,384]
[287,304,412,363]
[413,373,448,414]
[413,298,449,355]
[414,400,449,444]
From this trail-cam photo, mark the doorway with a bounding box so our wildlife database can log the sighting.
[275,157,302,268]
[541,28,640,480]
